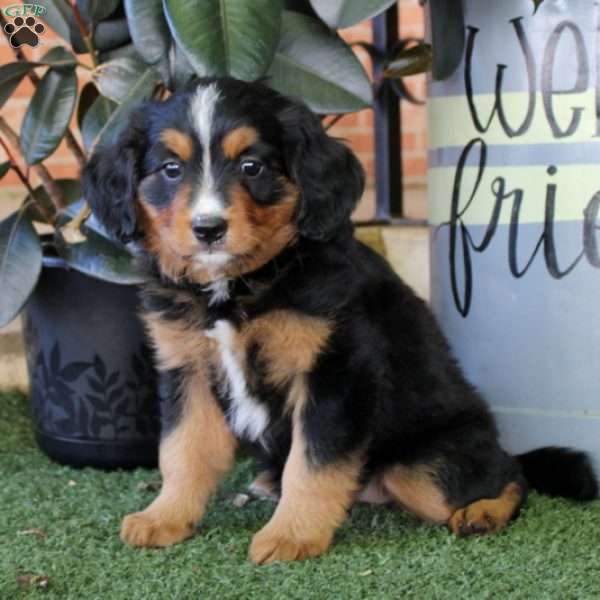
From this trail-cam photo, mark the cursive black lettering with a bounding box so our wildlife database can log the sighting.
[542,21,588,138]
[583,191,600,266]
[465,19,536,137]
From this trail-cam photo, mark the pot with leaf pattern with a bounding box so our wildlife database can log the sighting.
[22,256,159,469]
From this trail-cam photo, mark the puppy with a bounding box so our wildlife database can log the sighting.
[83,77,598,564]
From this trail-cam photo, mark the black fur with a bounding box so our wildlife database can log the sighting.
[517,447,598,501]
[157,366,188,437]
[278,103,365,240]
[83,112,149,243]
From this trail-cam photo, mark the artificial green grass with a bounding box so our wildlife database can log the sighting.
[1,391,599,600]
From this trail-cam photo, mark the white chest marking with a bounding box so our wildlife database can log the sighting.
[206,320,269,442]
[203,278,230,306]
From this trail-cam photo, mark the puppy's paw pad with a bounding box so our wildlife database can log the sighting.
[120,512,194,547]
[249,527,329,564]
[449,505,500,537]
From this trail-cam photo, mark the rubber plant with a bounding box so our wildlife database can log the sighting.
[0,0,403,328]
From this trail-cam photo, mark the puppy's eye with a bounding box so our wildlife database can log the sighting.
[162,162,182,180]
[240,159,263,178]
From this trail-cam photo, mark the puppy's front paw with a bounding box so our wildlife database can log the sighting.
[249,524,331,564]
[120,511,195,547]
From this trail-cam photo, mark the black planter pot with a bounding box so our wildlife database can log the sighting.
[22,257,159,469]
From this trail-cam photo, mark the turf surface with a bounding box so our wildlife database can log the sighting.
[1,391,600,600]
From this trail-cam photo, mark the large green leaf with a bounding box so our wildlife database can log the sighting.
[384,43,432,78]
[168,43,196,90]
[267,11,372,113]
[284,0,318,18]
[429,0,465,80]
[0,48,77,110]
[81,94,117,151]
[163,0,283,80]
[20,67,78,166]
[124,0,170,65]
[98,43,143,64]
[60,198,112,240]
[0,63,34,110]
[93,18,132,51]
[0,211,42,327]
[92,57,152,103]
[60,230,147,285]
[77,81,99,130]
[24,179,82,223]
[77,0,121,23]
[309,0,396,29]
[38,47,78,69]
[95,65,159,147]
[71,18,132,54]
[45,4,125,56]
[42,0,74,42]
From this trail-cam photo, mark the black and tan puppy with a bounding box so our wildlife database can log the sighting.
[83,77,598,564]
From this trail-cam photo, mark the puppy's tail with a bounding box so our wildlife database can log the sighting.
[517,447,598,501]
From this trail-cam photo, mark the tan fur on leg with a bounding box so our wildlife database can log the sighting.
[382,464,453,523]
[121,372,237,547]
[249,379,361,564]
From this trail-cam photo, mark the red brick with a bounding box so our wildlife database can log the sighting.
[332,112,361,128]
[346,132,374,153]
[10,75,36,98]
[401,132,417,151]
[358,109,374,128]
[403,157,427,178]
[41,164,80,180]
[0,170,23,186]
[340,25,372,43]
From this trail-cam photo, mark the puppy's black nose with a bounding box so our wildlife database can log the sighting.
[192,215,228,244]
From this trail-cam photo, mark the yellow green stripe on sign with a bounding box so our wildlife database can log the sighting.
[428,163,600,226]
[428,91,597,149]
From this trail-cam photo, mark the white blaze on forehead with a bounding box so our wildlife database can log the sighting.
[189,83,223,216]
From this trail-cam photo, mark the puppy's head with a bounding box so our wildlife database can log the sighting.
[83,78,364,284]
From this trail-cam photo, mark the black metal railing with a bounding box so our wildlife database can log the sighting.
[370,4,426,224]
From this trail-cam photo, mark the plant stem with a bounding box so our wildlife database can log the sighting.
[324,114,345,131]
[0,137,56,224]
[0,138,29,192]
[0,13,87,169]
[69,0,100,69]
[0,117,66,211]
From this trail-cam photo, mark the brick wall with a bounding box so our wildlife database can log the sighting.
[0,0,427,220]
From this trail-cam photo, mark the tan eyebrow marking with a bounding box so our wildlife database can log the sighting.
[222,125,259,160]
[160,128,194,161]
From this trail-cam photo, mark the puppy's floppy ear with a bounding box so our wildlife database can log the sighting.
[82,109,147,243]
[279,102,365,241]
